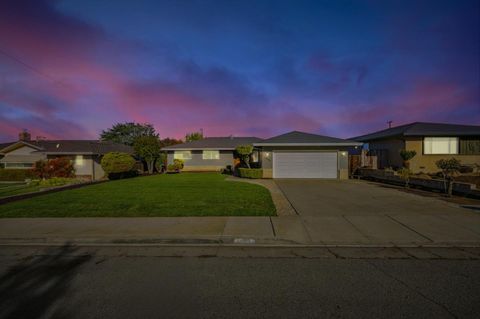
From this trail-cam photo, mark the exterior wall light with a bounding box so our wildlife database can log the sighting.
[264,151,271,160]
[340,151,347,156]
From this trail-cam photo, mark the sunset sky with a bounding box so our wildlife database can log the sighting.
[0,0,479,142]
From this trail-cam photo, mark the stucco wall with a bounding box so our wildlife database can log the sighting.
[367,139,405,168]
[406,137,480,173]
[167,150,234,171]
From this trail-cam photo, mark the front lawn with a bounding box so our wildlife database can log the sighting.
[0,173,276,217]
[0,182,40,199]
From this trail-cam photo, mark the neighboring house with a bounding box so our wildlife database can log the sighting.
[352,122,480,173]
[0,132,133,180]
[254,131,362,179]
[162,136,263,172]
[163,131,362,179]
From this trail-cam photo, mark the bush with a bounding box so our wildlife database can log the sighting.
[33,157,75,179]
[167,159,184,172]
[101,152,136,174]
[238,168,263,179]
[0,169,36,181]
[39,177,80,187]
[459,165,474,174]
[107,170,139,180]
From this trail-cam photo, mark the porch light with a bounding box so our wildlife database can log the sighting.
[264,152,271,159]
[340,151,347,156]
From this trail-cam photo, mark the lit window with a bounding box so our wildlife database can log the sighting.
[202,150,220,160]
[424,137,458,154]
[75,155,84,166]
[174,151,192,160]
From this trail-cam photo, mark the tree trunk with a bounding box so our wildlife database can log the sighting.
[245,155,251,169]
[147,161,154,174]
[447,177,453,197]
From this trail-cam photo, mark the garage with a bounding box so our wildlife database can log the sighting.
[273,151,338,178]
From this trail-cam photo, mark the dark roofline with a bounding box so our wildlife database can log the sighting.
[162,136,263,151]
[352,122,480,142]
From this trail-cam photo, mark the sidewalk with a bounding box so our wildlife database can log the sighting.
[1,215,479,247]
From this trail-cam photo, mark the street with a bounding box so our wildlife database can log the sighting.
[0,245,479,319]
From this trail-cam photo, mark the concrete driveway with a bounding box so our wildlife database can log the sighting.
[275,179,480,245]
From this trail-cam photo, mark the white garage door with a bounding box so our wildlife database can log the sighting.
[273,151,338,178]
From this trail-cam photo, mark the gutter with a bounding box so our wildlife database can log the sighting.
[253,142,363,147]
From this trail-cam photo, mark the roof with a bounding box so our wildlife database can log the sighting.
[253,131,362,146]
[0,142,14,153]
[0,140,133,155]
[352,122,480,142]
[162,137,263,150]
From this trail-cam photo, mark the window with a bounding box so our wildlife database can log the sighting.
[459,138,480,155]
[174,151,192,160]
[75,155,84,166]
[202,150,220,160]
[5,163,34,169]
[423,137,458,154]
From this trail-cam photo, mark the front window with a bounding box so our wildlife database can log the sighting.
[423,137,458,154]
[202,150,220,160]
[174,151,192,160]
[75,155,84,166]
[5,162,34,169]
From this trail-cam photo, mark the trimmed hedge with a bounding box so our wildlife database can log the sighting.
[238,168,263,179]
[0,169,36,181]
[107,170,139,180]
[101,152,136,174]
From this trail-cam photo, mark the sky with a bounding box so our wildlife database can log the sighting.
[0,0,479,142]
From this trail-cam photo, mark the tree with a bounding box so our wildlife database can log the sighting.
[134,136,161,174]
[399,150,417,169]
[235,145,254,169]
[101,152,136,174]
[159,138,183,148]
[185,131,203,142]
[101,122,158,146]
[436,158,461,197]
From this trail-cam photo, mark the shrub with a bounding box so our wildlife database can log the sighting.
[107,170,139,180]
[235,145,254,168]
[459,165,474,174]
[33,157,75,179]
[396,168,412,188]
[39,177,80,187]
[399,150,417,168]
[436,158,462,196]
[0,169,36,181]
[101,152,136,174]
[167,159,184,172]
[238,168,263,179]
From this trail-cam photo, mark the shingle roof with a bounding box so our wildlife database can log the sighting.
[352,122,480,142]
[0,140,133,155]
[254,131,362,146]
[162,137,263,150]
[0,142,14,153]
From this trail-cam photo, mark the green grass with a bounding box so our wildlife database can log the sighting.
[0,182,41,198]
[0,173,276,217]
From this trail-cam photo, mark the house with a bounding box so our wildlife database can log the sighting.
[352,122,480,173]
[162,136,263,172]
[162,131,362,179]
[0,131,133,180]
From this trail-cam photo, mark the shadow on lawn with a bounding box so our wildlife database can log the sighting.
[0,244,93,319]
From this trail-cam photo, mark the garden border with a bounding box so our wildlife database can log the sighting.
[0,180,108,205]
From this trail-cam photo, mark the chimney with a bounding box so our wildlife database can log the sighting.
[19,129,31,141]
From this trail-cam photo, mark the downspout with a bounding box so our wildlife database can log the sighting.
[92,155,95,181]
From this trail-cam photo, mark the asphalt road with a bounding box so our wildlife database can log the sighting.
[0,246,479,319]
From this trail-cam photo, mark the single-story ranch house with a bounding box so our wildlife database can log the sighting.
[353,122,480,173]
[0,131,133,180]
[163,131,362,179]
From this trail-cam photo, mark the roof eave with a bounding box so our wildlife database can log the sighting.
[162,148,235,151]
[253,142,363,147]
